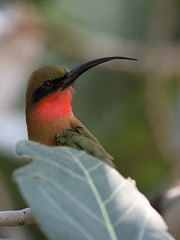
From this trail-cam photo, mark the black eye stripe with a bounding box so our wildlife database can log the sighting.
[32,77,66,104]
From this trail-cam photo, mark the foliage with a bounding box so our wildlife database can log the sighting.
[13,141,174,240]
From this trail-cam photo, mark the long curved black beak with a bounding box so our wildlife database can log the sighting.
[61,56,137,89]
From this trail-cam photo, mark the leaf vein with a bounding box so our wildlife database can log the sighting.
[113,197,140,228]
[37,186,96,240]
[74,156,118,240]
[137,211,150,240]
[104,181,127,206]
[36,156,87,183]
[87,162,103,173]
[44,176,105,225]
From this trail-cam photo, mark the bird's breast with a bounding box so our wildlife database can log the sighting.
[27,114,79,146]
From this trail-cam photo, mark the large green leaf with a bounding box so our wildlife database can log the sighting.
[13,141,174,240]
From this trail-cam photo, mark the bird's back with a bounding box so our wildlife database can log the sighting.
[56,118,114,167]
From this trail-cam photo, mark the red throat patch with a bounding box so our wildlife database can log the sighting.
[34,87,74,121]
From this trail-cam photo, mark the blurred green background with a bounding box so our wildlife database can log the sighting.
[0,0,180,239]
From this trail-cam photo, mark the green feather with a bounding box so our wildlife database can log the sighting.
[56,126,114,168]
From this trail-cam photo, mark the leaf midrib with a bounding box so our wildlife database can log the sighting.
[73,154,118,240]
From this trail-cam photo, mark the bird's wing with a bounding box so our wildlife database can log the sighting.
[56,126,114,167]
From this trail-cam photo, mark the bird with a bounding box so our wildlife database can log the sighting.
[25,56,137,167]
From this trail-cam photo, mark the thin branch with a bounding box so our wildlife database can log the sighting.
[0,208,35,227]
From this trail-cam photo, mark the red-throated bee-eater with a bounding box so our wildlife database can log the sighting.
[26,56,137,167]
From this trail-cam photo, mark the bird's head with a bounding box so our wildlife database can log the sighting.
[26,65,69,107]
[26,56,137,121]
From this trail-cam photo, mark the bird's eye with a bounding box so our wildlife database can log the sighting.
[43,81,53,87]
